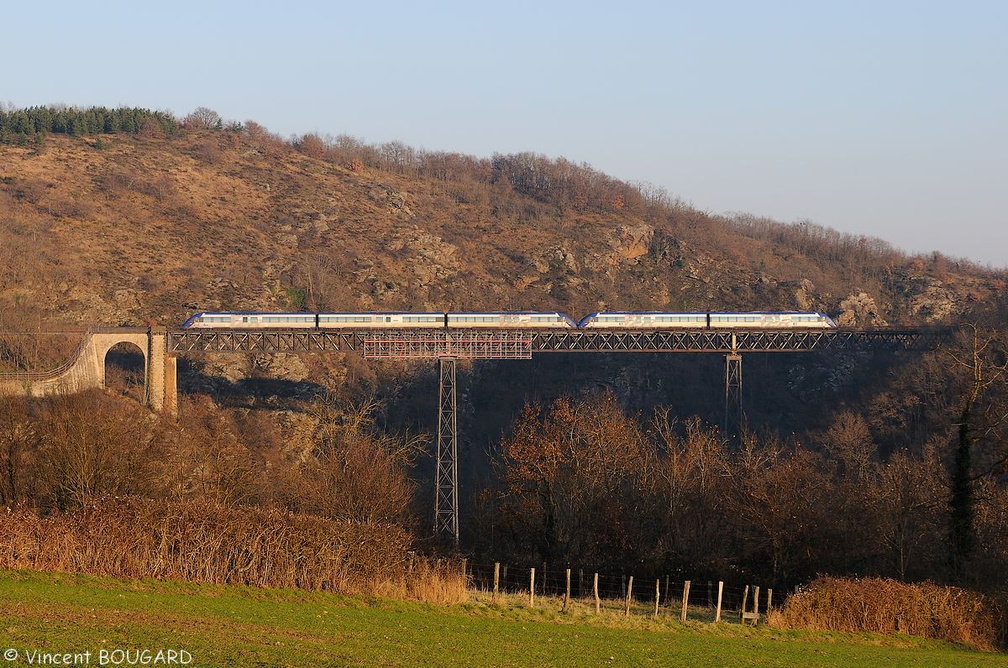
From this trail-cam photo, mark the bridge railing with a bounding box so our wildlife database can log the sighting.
[0,329,93,381]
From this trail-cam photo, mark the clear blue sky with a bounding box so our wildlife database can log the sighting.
[4,1,1006,267]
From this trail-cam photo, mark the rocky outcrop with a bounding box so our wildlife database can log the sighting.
[909,279,957,322]
[794,279,817,311]
[606,224,654,265]
[531,245,579,274]
[387,226,460,287]
[837,292,888,327]
[369,183,412,216]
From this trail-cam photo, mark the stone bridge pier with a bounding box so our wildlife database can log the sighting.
[0,327,177,415]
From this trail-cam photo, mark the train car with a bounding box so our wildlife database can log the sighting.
[578,312,708,329]
[577,312,836,329]
[706,312,836,329]
[446,312,577,329]
[181,312,317,329]
[317,312,445,328]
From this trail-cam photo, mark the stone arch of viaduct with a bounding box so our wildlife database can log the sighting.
[0,327,177,415]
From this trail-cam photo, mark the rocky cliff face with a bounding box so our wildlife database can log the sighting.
[837,292,889,328]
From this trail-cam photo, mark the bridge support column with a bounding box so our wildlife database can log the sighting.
[434,357,459,548]
[148,329,165,412]
[163,355,178,417]
[146,328,178,416]
[724,352,743,440]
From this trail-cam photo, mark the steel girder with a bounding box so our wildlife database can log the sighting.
[531,329,940,353]
[167,328,942,356]
[167,330,364,353]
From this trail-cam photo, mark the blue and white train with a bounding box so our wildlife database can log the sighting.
[578,312,835,329]
[182,311,836,330]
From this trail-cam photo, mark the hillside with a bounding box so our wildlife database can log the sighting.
[1,126,1001,340]
[5,112,1008,596]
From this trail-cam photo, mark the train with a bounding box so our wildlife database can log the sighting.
[181,311,837,330]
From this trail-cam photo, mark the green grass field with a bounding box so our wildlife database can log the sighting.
[1,570,1005,667]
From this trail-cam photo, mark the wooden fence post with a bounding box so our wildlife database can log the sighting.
[753,585,760,623]
[492,562,500,603]
[625,576,634,617]
[715,581,724,622]
[529,568,535,608]
[681,580,691,622]
[502,564,508,590]
[593,573,600,614]
[654,579,661,617]
[563,568,571,612]
[740,585,749,622]
[767,588,773,614]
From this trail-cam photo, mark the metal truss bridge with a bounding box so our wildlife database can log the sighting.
[167,327,935,357]
[167,326,943,546]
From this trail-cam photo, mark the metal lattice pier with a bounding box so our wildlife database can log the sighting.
[434,358,459,547]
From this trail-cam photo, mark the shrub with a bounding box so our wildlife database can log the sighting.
[769,576,1005,651]
[0,498,413,594]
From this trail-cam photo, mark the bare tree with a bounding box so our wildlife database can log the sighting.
[183,106,222,130]
[946,324,1008,580]
[497,393,646,568]
[276,393,423,525]
[0,398,39,505]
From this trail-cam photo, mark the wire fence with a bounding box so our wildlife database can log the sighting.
[464,558,778,623]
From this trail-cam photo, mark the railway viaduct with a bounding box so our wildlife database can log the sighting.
[0,327,177,415]
[0,324,941,545]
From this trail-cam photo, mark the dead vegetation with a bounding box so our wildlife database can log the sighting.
[0,497,462,601]
[0,390,462,599]
[769,576,1006,652]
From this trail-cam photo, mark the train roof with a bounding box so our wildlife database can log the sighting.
[582,311,708,316]
[318,311,443,316]
[186,310,314,316]
[582,311,829,315]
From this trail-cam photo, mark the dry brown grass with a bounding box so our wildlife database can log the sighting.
[376,554,469,605]
[768,576,1005,651]
[0,498,426,595]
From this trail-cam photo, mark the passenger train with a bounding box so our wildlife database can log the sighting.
[182,311,837,330]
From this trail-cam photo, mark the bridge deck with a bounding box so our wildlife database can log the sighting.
[165,328,941,359]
